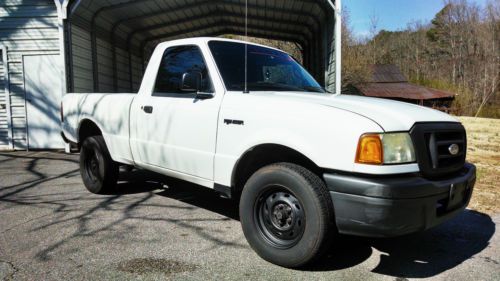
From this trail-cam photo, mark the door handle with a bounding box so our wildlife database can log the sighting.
[141,105,153,114]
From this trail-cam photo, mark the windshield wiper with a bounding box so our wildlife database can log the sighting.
[299,86,327,93]
[233,82,306,92]
[231,82,327,93]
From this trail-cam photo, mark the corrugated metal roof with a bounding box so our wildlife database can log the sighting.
[357,82,456,100]
[68,0,339,92]
[70,0,334,52]
[369,64,407,83]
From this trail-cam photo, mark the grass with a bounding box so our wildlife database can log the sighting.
[459,116,500,215]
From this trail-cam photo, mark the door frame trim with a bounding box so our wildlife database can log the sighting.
[0,45,13,149]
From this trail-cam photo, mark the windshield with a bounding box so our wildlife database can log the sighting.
[208,41,326,93]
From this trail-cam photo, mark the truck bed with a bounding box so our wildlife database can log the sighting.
[62,92,136,164]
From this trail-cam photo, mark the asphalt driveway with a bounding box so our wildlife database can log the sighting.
[0,151,498,280]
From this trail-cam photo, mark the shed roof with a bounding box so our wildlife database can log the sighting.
[356,64,456,100]
[369,64,407,83]
[357,83,456,100]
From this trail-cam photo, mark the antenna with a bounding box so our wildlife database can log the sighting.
[243,0,249,93]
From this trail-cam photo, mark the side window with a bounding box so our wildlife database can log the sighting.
[154,45,212,94]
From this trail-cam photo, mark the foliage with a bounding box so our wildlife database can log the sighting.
[340,9,371,89]
[342,0,500,118]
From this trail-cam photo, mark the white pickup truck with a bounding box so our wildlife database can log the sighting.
[61,37,476,268]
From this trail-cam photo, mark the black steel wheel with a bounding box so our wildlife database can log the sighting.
[240,163,335,268]
[255,187,305,249]
[79,135,118,194]
[83,149,101,184]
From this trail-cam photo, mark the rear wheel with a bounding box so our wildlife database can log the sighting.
[79,136,119,194]
[239,163,335,268]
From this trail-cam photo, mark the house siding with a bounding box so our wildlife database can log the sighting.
[0,0,60,149]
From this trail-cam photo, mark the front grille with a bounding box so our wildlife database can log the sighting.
[410,122,467,178]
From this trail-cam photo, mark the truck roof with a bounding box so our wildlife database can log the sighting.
[156,37,287,54]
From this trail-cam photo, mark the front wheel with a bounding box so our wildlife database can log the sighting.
[239,163,335,268]
[79,135,119,194]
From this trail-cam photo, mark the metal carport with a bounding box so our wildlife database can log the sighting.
[61,0,341,94]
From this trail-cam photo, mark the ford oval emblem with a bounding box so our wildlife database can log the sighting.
[448,144,460,155]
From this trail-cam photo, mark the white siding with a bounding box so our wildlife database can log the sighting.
[0,48,9,148]
[0,0,59,149]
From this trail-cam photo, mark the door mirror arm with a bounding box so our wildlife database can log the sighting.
[195,92,214,100]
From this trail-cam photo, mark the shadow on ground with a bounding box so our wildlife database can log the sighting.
[117,168,495,279]
[0,152,495,279]
[116,168,240,220]
[310,210,494,278]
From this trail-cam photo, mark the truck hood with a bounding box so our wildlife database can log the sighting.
[254,92,459,132]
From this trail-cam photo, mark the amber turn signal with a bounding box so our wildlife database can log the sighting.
[355,134,383,165]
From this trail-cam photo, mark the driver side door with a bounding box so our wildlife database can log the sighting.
[131,45,220,181]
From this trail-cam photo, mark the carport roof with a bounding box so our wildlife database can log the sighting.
[68,0,337,51]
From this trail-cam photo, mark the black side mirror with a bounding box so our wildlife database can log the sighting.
[181,71,202,93]
[181,71,214,99]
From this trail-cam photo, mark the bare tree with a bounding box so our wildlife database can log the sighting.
[347,0,499,117]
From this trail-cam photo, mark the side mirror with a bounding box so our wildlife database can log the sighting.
[181,71,214,99]
[181,71,202,93]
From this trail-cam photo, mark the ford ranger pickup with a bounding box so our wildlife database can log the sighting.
[61,37,476,268]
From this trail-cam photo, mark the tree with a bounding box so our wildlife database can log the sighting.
[349,0,499,117]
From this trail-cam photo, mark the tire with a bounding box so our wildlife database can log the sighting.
[239,163,335,268]
[79,135,119,194]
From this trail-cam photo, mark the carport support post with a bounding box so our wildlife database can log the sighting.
[55,0,69,94]
[55,0,71,153]
[334,0,342,95]
[327,0,342,95]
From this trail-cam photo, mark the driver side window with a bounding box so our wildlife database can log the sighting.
[154,45,212,94]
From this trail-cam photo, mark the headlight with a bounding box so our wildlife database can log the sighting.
[356,133,416,165]
[381,133,416,164]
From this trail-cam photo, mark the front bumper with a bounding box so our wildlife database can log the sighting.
[324,163,476,237]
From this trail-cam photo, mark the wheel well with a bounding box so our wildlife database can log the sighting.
[231,144,322,198]
[78,119,102,145]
